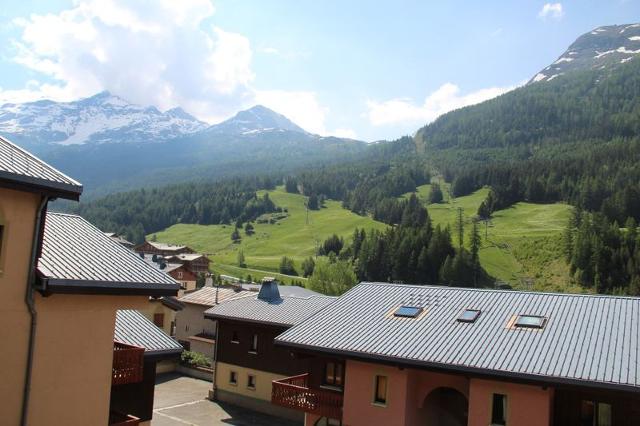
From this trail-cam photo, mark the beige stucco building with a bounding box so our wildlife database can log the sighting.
[0,136,179,425]
[175,286,250,358]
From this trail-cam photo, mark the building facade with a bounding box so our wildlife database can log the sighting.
[0,136,179,426]
[204,280,335,421]
[273,282,640,426]
[175,286,251,357]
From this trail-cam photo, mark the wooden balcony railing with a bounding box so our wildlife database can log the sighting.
[112,342,144,385]
[272,373,343,420]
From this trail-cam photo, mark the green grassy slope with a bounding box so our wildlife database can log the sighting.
[151,187,387,284]
[407,183,578,292]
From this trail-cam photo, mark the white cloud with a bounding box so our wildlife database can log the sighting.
[538,3,564,20]
[255,89,328,135]
[2,0,255,123]
[366,83,516,127]
[332,128,358,139]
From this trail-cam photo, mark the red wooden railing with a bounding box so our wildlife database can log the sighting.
[272,373,343,420]
[112,342,144,385]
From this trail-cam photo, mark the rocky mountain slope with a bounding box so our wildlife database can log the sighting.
[529,23,640,83]
[0,91,208,146]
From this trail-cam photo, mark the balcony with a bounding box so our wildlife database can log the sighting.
[272,373,343,420]
[112,342,144,385]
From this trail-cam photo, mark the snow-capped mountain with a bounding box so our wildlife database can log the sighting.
[0,91,208,145]
[530,23,640,84]
[206,105,308,135]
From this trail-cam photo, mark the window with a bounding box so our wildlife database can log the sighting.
[324,361,344,387]
[581,400,612,426]
[514,315,546,329]
[177,271,183,279]
[229,371,237,385]
[231,331,239,343]
[249,334,258,353]
[373,375,387,405]
[394,305,423,318]
[153,313,165,328]
[247,374,256,389]
[491,393,507,426]
[458,309,481,323]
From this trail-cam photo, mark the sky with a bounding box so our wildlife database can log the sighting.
[0,0,638,141]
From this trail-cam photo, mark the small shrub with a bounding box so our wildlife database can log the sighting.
[180,350,212,368]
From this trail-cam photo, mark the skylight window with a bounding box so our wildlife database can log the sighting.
[458,309,481,323]
[394,306,423,318]
[515,315,546,329]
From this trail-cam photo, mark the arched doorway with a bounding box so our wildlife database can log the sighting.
[420,387,468,426]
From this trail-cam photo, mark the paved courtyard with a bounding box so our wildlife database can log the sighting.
[152,373,301,426]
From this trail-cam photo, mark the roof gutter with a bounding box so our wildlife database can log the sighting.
[21,195,49,426]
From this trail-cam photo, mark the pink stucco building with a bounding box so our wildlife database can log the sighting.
[270,282,640,426]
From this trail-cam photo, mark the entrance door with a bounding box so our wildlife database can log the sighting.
[421,387,468,426]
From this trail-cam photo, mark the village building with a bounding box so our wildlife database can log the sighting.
[0,136,180,425]
[141,296,184,336]
[135,240,195,257]
[175,286,252,357]
[204,279,335,421]
[272,282,640,426]
[165,252,211,275]
[104,231,135,249]
[111,309,183,424]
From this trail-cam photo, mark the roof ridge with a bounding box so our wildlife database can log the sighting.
[360,282,640,301]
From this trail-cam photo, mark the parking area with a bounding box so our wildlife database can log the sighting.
[152,373,301,426]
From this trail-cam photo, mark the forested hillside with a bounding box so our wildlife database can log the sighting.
[414,54,640,294]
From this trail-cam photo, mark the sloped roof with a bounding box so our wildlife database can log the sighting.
[179,286,251,307]
[205,293,336,327]
[115,310,183,358]
[143,241,188,251]
[167,253,208,262]
[275,282,640,392]
[0,135,82,199]
[38,212,179,296]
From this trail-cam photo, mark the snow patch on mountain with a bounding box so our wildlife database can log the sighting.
[529,23,640,84]
[0,91,208,145]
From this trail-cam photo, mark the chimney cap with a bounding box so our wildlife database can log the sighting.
[258,278,281,302]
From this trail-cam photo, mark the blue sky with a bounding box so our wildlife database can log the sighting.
[0,0,638,141]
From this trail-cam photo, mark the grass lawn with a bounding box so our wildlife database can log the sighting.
[405,184,577,292]
[150,186,387,284]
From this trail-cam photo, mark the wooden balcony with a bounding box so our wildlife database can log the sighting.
[272,373,343,420]
[112,342,144,385]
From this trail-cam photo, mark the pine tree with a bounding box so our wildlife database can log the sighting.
[456,207,464,249]
[237,249,246,268]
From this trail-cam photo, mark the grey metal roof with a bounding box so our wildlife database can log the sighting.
[38,212,180,296]
[0,135,82,199]
[241,282,322,298]
[205,293,336,327]
[178,286,252,306]
[115,310,183,357]
[275,282,640,392]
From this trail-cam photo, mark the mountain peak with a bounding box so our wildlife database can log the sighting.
[529,23,640,84]
[208,105,307,135]
[0,91,207,145]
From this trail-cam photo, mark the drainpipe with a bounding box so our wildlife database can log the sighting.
[21,195,49,426]
[210,318,220,401]
[210,278,220,400]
